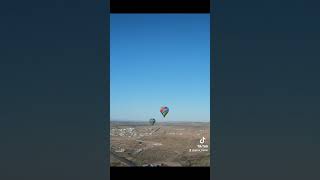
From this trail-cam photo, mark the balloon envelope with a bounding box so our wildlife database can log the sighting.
[149,118,156,125]
[160,106,169,117]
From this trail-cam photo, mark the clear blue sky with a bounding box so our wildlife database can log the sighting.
[110,14,210,122]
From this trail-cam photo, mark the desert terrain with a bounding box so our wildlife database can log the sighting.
[110,121,210,167]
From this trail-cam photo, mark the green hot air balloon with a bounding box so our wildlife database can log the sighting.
[149,118,156,126]
[160,106,169,118]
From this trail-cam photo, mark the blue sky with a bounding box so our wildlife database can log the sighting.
[110,14,210,122]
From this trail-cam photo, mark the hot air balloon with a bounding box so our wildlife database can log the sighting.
[149,118,156,126]
[160,106,169,118]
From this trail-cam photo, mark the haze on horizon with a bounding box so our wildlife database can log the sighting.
[110,14,210,122]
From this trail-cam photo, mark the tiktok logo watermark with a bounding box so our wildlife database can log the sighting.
[200,137,205,144]
[189,136,209,152]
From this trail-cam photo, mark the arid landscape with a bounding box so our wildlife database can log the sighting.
[110,121,210,167]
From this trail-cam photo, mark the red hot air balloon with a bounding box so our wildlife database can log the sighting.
[160,106,169,117]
